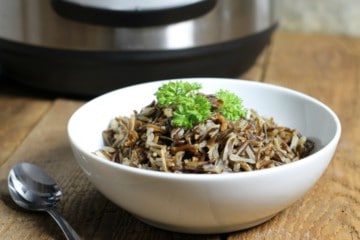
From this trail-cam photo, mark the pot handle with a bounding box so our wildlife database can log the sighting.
[51,0,217,27]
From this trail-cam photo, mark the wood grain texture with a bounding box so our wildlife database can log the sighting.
[229,32,360,240]
[0,100,88,239]
[0,86,52,166]
[239,46,269,81]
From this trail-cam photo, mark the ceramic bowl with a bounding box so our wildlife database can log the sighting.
[67,78,341,234]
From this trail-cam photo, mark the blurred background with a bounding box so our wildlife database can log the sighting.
[278,0,360,37]
[0,0,358,97]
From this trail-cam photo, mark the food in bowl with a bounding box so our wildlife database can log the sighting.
[67,78,341,233]
[94,81,314,173]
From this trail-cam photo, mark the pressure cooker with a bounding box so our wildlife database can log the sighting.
[0,0,278,97]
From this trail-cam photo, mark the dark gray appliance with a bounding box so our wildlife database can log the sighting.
[0,0,278,97]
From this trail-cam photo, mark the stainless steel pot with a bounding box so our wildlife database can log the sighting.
[0,0,278,97]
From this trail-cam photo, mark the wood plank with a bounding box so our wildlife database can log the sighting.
[229,32,360,239]
[239,46,269,81]
[0,99,87,240]
[0,84,53,166]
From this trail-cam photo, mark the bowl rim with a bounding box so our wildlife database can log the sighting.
[68,77,342,181]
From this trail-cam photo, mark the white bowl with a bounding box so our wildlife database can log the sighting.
[67,78,341,234]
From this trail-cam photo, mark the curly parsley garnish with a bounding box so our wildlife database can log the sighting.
[216,89,247,121]
[155,81,247,129]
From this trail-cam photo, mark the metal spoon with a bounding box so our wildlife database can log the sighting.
[8,162,81,240]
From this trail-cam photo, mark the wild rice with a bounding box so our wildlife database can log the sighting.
[94,100,314,174]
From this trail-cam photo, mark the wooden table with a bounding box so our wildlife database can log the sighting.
[0,31,359,239]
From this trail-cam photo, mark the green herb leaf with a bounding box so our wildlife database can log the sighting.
[215,89,247,121]
[172,95,211,129]
[155,81,211,129]
[155,81,201,107]
[154,81,247,129]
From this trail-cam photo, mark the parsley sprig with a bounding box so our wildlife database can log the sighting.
[216,89,247,121]
[155,81,247,129]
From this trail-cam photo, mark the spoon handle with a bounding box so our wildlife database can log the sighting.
[47,208,81,240]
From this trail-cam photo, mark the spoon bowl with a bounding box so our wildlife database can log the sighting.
[8,176,53,211]
[8,163,61,207]
[8,162,81,240]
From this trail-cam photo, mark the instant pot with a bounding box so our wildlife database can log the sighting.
[0,0,278,97]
